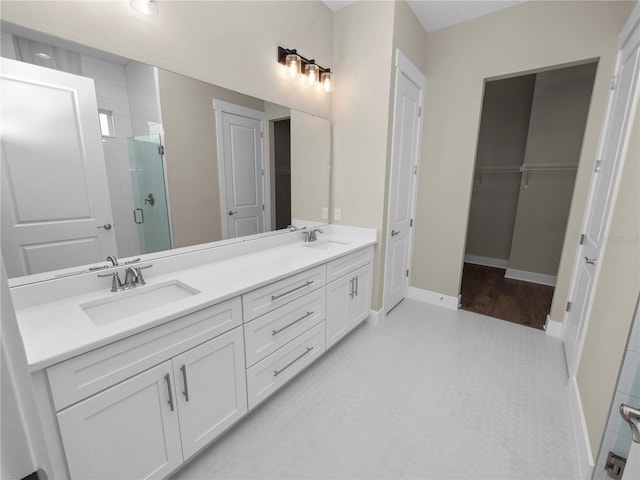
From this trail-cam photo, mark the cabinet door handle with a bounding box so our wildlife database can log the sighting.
[355,275,359,297]
[349,278,355,298]
[274,347,314,377]
[272,311,314,336]
[180,365,190,402]
[271,280,313,301]
[164,373,175,412]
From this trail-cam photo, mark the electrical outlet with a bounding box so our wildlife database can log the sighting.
[334,208,341,221]
[322,207,329,219]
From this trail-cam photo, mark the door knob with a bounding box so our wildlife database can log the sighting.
[97,223,112,230]
[584,256,597,265]
[228,210,238,216]
[391,229,400,237]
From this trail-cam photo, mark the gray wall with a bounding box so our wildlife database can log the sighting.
[465,75,535,262]
[508,62,597,276]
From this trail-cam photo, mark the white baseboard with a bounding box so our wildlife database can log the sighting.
[408,287,460,310]
[367,308,384,326]
[568,377,595,479]
[544,315,563,338]
[464,254,509,269]
[504,268,557,286]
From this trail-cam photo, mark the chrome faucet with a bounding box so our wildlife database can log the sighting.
[304,227,324,242]
[106,255,119,266]
[98,264,153,292]
[287,225,299,231]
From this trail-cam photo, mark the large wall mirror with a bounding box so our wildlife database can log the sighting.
[1,23,331,282]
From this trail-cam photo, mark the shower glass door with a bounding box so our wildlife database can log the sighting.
[128,134,172,254]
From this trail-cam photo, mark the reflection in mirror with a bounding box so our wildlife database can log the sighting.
[0,25,330,280]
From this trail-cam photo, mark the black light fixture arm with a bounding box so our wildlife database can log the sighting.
[278,46,332,75]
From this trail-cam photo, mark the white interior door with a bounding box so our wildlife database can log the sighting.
[0,57,117,278]
[214,100,266,239]
[563,19,640,376]
[383,50,425,314]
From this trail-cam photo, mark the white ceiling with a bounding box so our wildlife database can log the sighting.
[322,0,526,33]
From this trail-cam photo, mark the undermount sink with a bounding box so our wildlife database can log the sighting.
[303,239,350,251]
[81,280,200,326]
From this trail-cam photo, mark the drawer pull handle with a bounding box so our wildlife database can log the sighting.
[272,311,314,336]
[164,373,175,412]
[271,281,314,301]
[180,365,189,402]
[273,346,314,377]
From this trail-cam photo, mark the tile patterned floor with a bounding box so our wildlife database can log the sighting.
[170,299,581,479]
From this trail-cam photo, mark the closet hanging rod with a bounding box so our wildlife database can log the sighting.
[520,163,578,172]
[475,166,521,174]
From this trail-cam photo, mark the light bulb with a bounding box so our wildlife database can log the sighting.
[305,62,319,86]
[321,70,333,93]
[285,53,301,79]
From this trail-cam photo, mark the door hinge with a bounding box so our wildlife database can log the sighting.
[261,131,264,138]
[157,145,165,155]
[610,74,618,90]
[406,269,409,277]
[418,107,422,117]
[594,160,603,172]
[262,205,265,211]
[413,165,417,175]
[579,234,585,245]
[566,301,572,312]
[410,219,413,227]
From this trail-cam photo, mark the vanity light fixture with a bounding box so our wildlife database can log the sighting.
[278,46,334,93]
[130,0,158,15]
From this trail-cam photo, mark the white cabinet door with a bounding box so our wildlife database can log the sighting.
[349,264,373,328]
[172,327,247,460]
[326,263,372,350]
[326,276,352,349]
[57,361,182,480]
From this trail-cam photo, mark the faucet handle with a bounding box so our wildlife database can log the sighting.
[133,264,153,286]
[98,271,124,292]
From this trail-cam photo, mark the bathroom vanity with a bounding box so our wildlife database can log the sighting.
[11,225,376,479]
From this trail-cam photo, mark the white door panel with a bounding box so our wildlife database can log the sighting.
[563,22,640,375]
[0,58,116,277]
[384,50,425,313]
[219,107,265,239]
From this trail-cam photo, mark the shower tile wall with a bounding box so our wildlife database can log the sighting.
[80,55,141,258]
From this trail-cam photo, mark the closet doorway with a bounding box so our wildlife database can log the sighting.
[461,61,598,330]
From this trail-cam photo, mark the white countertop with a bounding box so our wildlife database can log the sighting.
[15,231,376,372]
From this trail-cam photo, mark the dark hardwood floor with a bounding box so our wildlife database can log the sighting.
[460,263,554,330]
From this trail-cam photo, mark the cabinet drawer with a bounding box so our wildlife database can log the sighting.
[326,247,373,283]
[244,288,325,367]
[242,265,325,321]
[246,322,325,410]
[47,297,242,411]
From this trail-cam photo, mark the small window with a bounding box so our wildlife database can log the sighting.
[98,110,115,138]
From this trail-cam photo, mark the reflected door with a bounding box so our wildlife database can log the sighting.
[128,135,172,255]
[217,103,265,239]
[0,57,117,277]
